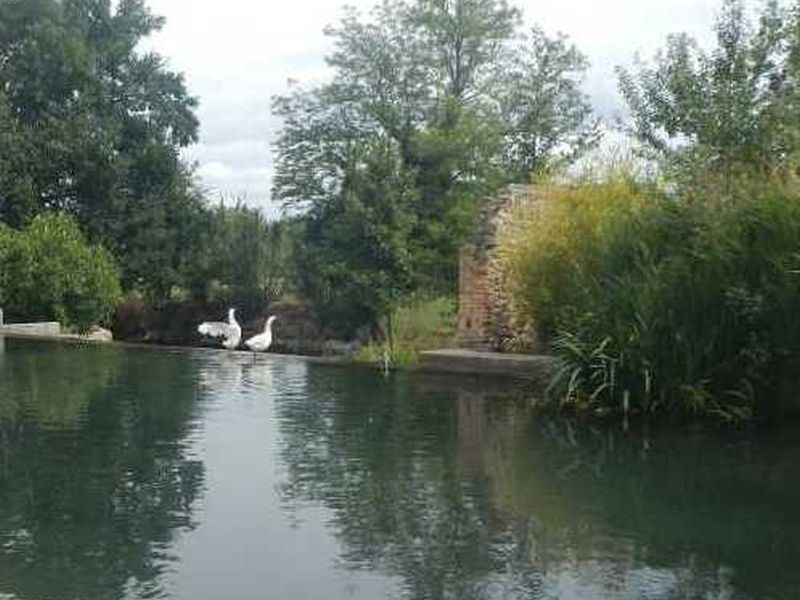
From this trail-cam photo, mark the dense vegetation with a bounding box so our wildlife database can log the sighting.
[617,0,800,184]
[1,0,800,419]
[0,214,120,330]
[501,178,800,419]
[273,0,598,334]
[501,0,800,419]
[0,0,203,298]
[0,0,288,327]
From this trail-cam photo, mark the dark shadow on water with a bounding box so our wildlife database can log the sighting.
[0,338,206,600]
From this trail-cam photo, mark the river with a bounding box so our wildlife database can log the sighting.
[0,337,797,599]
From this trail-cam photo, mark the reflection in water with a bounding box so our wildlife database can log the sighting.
[488,416,800,600]
[0,339,205,600]
[276,371,548,598]
[276,370,800,600]
[1,340,798,600]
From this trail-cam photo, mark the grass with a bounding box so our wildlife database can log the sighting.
[354,296,457,366]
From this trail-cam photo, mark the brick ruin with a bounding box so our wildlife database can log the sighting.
[457,184,539,352]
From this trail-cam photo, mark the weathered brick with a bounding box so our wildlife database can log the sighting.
[457,185,540,352]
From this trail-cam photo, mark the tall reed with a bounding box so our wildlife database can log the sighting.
[500,176,800,419]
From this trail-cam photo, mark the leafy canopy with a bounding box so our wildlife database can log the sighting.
[0,0,205,297]
[273,0,598,332]
[617,0,800,180]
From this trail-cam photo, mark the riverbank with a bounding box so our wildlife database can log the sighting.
[0,329,554,382]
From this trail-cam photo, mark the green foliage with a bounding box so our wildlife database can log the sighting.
[200,203,294,313]
[501,177,800,419]
[0,0,205,298]
[409,99,508,288]
[0,213,121,330]
[500,179,649,339]
[273,0,598,332]
[499,27,600,179]
[354,343,419,366]
[393,295,456,343]
[294,140,417,334]
[354,296,457,365]
[617,0,800,182]
[410,0,521,99]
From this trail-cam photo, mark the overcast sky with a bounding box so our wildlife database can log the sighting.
[143,0,723,214]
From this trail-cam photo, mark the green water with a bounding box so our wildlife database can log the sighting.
[0,337,798,600]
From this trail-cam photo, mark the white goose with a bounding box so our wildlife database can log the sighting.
[197,308,242,349]
[245,315,277,353]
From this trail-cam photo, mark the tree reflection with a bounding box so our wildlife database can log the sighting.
[487,416,800,599]
[277,367,800,600]
[276,369,543,599]
[0,340,204,600]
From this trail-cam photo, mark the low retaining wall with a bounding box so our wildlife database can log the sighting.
[0,322,61,337]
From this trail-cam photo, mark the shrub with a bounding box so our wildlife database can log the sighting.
[500,177,800,419]
[0,214,121,331]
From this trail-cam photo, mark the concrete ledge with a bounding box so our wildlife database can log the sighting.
[419,349,557,381]
[0,322,61,336]
[0,334,555,383]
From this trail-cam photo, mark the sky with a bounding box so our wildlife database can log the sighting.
[143,0,723,214]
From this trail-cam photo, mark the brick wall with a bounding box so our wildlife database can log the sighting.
[457,244,490,349]
[457,185,539,352]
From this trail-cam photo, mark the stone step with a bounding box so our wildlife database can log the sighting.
[419,349,556,381]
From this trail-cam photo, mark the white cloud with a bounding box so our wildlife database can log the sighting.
[144,0,727,211]
[196,161,234,181]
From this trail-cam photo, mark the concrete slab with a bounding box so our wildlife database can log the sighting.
[0,322,61,337]
[419,349,556,381]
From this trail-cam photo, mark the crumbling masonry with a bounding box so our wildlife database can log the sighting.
[457,184,539,352]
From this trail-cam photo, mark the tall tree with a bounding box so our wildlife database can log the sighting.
[294,139,417,335]
[201,203,293,314]
[499,27,600,179]
[410,0,520,102]
[617,0,799,181]
[273,0,598,332]
[0,0,205,297]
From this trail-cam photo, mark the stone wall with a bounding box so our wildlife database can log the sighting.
[457,184,539,352]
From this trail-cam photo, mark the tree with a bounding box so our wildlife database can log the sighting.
[499,27,600,179]
[617,0,799,182]
[0,0,205,298]
[273,0,597,331]
[202,203,293,314]
[294,139,417,336]
[409,0,520,101]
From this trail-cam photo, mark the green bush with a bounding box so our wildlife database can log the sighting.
[0,214,121,331]
[500,178,800,419]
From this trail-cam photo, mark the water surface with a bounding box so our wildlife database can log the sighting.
[0,337,797,600]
